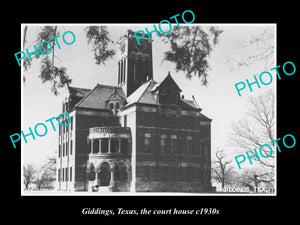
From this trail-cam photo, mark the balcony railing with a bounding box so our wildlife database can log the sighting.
[89,126,131,135]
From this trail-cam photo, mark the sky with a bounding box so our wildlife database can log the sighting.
[21,24,276,171]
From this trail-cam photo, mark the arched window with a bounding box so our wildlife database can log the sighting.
[115,102,120,109]
[109,102,114,110]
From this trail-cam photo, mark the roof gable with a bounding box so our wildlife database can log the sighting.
[68,86,91,98]
[126,79,158,106]
[75,84,125,110]
[152,72,182,93]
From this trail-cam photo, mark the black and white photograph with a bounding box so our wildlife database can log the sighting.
[20,24,276,195]
[4,4,298,222]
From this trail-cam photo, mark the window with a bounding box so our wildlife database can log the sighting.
[167,115,176,128]
[109,102,114,110]
[101,139,108,153]
[115,102,120,109]
[170,135,177,153]
[58,145,61,158]
[187,117,193,129]
[66,141,69,156]
[70,167,72,182]
[170,140,176,153]
[110,139,119,153]
[171,115,176,128]
[160,135,166,153]
[70,140,73,155]
[62,168,65,182]
[144,134,151,152]
[65,167,68,181]
[71,116,73,130]
[186,136,193,154]
[93,140,99,154]
[63,143,65,157]
[160,115,167,128]
[121,139,128,154]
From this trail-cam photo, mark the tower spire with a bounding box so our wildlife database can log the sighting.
[117,30,153,97]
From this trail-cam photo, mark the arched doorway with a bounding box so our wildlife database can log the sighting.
[99,163,111,186]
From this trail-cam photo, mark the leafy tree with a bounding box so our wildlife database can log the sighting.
[85,26,116,65]
[23,26,115,95]
[162,26,223,85]
[23,25,222,94]
[23,26,71,95]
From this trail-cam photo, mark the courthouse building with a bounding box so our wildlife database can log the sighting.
[56,30,213,193]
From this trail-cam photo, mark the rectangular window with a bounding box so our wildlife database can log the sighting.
[144,134,151,152]
[170,135,177,153]
[187,117,193,129]
[160,135,167,153]
[70,140,73,155]
[62,168,65,182]
[58,145,61,158]
[66,141,69,156]
[160,116,167,128]
[170,140,176,153]
[71,116,73,130]
[70,167,72,182]
[65,167,68,181]
[63,143,65,157]
[169,115,176,128]
[186,136,193,154]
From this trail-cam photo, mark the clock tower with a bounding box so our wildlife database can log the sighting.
[117,29,153,97]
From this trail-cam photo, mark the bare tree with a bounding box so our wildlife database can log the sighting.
[23,164,36,190]
[230,89,275,168]
[34,156,57,190]
[240,168,274,192]
[211,149,235,189]
[226,28,275,72]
